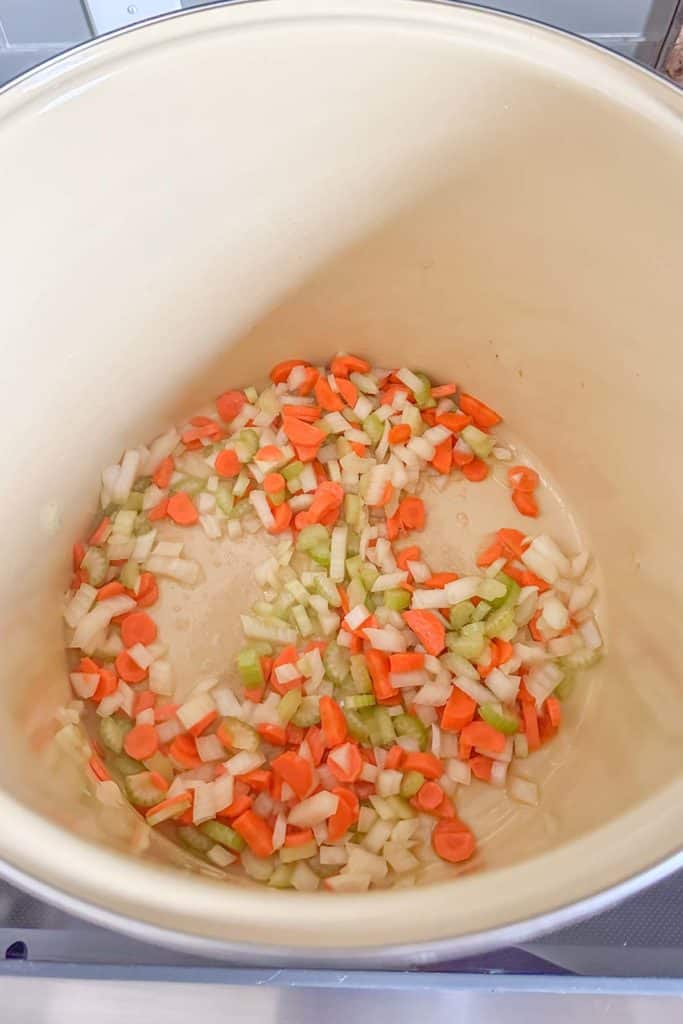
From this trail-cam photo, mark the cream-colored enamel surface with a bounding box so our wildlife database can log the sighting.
[0,0,682,954]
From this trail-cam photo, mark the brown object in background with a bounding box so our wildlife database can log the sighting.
[666,26,683,82]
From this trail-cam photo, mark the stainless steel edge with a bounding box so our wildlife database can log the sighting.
[0,0,681,963]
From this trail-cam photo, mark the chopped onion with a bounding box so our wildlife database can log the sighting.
[287,790,339,827]
[508,775,539,806]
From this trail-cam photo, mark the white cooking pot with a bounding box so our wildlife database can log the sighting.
[0,0,681,964]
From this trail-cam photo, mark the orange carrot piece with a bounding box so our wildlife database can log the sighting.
[431,383,457,398]
[512,489,539,517]
[365,649,397,701]
[436,412,472,432]
[521,700,541,751]
[147,498,169,521]
[155,702,179,723]
[124,724,159,760]
[430,437,452,474]
[415,780,445,813]
[283,828,315,848]
[298,366,320,395]
[216,389,246,422]
[398,496,425,531]
[232,810,274,857]
[396,546,421,571]
[282,404,322,422]
[96,581,126,601]
[169,733,202,769]
[189,710,218,737]
[327,742,363,783]
[424,572,459,588]
[305,726,327,766]
[507,465,539,493]
[115,650,147,684]
[269,359,309,384]
[432,819,476,863]
[441,688,477,732]
[217,792,252,820]
[93,667,118,701]
[256,445,284,462]
[327,787,359,842]
[151,456,173,489]
[458,393,502,429]
[263,472,285,496]
[121,610,157,648]
[136,572,159,608]
[283,417,325,447]
[271,751,314,800]
[215,449,241,478]
[470,755,494,782]
[388,424,411,445]
[167,491,198,526]
[89,517,111,546]
[145,791,192,820]
[461,721,506,753]
[240,769,272,792]
[384,745,405,770]
[330,354,370,378]
[451,445,475,468]
[546,696,562,729]
[257,722,288,746]
[335,377,358,406]
[402,751,443,780]
[73,542,86,571]
[402,610,446,655]
[389,652,424,673]
[462,457,489,482]
[319,696,348,747]
[133,690,156,716]
[88,754,111,783]
[476,540,504,568]
[314,376,344,411]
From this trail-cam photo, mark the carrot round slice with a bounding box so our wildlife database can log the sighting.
[432,820,476,863]
[167,491,199,525]
[512,489,539,517]
[121,610,157,648]
[269,359,309,384]
[215,449,241,478]
[216,389,246,422]
[115,650,147,684]
[124,723,158,760]
[136,572,159,608]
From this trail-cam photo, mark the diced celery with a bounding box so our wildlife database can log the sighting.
[220,717,259,751]
[119,559,140,592]
[277,689,302,724]
[347,577,367,608]
[554,671,575,700]
[450,601,476,629]
[113,753,145,777]
[99,716,131,755]
[82,547,109,587]
[344,708,370,742]
[124,491,144,511]
[385,795,416,819]
[484,605,516,639]
[279,840,317,864]
[282,460,304,482]
[384,588,411,612]
[402,404,424,436]
[349,654,373,694]
[345,555,363,578]
[393,714,428,751]
[269,864,295,888]
[345,693,376,710]
[559,649,602,671]
[125,772,166,808]
[363,413,384,446]
[359,563,380,592]
[244,386,258,404]
[143,751,174,783]
[360,707,396,747]
[314,575,341,607]
[171,475,204,496]
[292,696,321,728]
[480,704,519,735]
[239,428,260,460]
[178,825,214,854]
[344,493,361,529]
[346,531,360,557]
[237,647,265,689]
[132,475,153,493]
[489,573,521,610]
[297,524,329,552]
[216,484,234,516]
[133,514,153,536]
[461,424,494,459]
[310,543,331,567]
[472,601,491,622]
[400,770,425,798]
[446,622,487,661]
[413,371,436,410]
[200,820,245,852]
[323,642,350,685]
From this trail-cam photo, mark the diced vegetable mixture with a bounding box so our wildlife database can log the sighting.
[62,354,602,891]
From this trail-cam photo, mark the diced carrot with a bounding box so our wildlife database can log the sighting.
[147,498,169,521]
[546,696,562,729]
[414,780,445,813]
[189,711,218,737]
[136,572,159,608]
[267,501,293,534]
[521,700,541,751]
[154,702,179,723]
[327,787,359,842]
[72,543,86,571]
[96,581,126,601]
[167,491,198,526]
[462,457,489,482]
[424,572,458,588]
[169,733,202,769]
[421,409,437,427]
[476,540,504,568]
[284,827,315,848]
[314,376,344,411]
[402,751,443,780]
[432,819,476,863]
[396,546,421,571]
[436,411,472,432]
[349,441,366,458]
[330,354,370,378]
[459,393,502,429]
[380,383,410,406]
[257,722,288,746]
[512,489,539,517]
[388,424,411,445]
[298,366,320,395]
[271,751,314,799]
[217,792,252,820]
[327,742,363,783]
[215,449,241,478]
[232,810,274,858]
[216,389,246,422]
[124,723,159,760]
[461,721,506,753]
[115,650,147,684]
[145,792,192,821]
[330,377,355,407]
[398,497,425,531]
[89,517,110,546]
[389,652,424,673]
[282,404,322,423]
[385,511,401,541]
[402,610,446,656]
[263,472,285,495]
[441,688,477,732]
[508,465,539,493]
[121,610,157,648]
[269,359,309,384]
[384,745,405,770]
[319,696,348,747]
[470,755,494,782]
[133,690,156,716]
[269,646,303,695]
[88,754,111,783]
[240,769,272,792]
[365,649,397,701]
[152,457,173,490]
[285,724,305,745]
[431,383,457,398]
[283,417,325,447]
[451,445,474,468]
[459,737,473,760]
[496,528,528,558]
[93,667,117,702]
[305,726,327,766]
[430,437,452,474]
